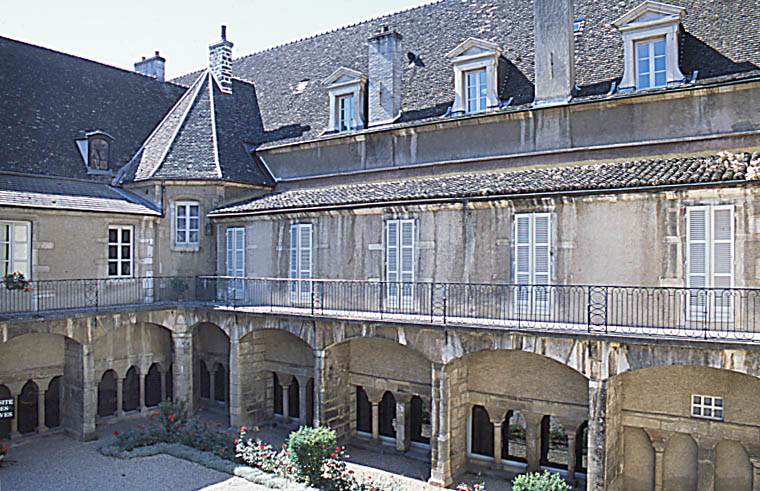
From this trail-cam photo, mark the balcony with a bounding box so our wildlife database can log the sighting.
[1,276,759,342]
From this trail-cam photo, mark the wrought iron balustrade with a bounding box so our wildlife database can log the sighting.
[2,275,759,341]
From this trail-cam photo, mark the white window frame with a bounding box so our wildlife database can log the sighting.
[446,37,502,115]
[324,67,367,133]
[691,394,724,421]
[686,205,734,321]
[0,221,31,279]
[464,68,488,114]
[175,201,200,246]
[225,227,245,300]
[386,219,415,308]
[513,212,552,316]
[290,223,313,303]
[107,225,133,278]
[612,1,685,91]
[635,37,667,89]
[337,94,355,132]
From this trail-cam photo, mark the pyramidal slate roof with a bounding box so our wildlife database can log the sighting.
[117,71,273,186]
[174,0,760,149]
[0,36,185,180]
[210,151,760,216]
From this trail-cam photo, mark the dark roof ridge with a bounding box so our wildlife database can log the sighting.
[0,35,185,89]
[171,1,442,83]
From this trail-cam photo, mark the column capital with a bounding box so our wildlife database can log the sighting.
[393,392,413,405]
[276,372,294,388]
[364,387,385,405]
[485,406,508,425]
[644,428,670,453]
[522,411,544,426]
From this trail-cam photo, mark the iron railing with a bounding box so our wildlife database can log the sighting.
[2,276,759,341]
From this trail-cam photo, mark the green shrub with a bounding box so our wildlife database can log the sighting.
[512,471,571,491]
[287,426,337,483]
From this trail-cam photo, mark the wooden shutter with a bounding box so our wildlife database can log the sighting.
[299,224,312,297]
[514,214,532,311]
[386,220,399,303]
[533,213,551,313]
[712,206,734,317]
[400,220,415,302]
[686,207,709,318]
[225,227,245,300]
[290,224,298,298]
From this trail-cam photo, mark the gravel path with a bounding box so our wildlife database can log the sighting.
[0,423,266,491]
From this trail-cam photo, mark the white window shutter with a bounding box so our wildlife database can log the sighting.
[226,228,235,277]
[514,215,532,285]
[299,224,313,296]
[290,225,298,280]
[686,207,708,289]
[400,220,415,302]
[386,220,399,303]
[711,206,733,289]
[533,214,551,313]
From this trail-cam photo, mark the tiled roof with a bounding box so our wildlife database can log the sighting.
[210,151,760,215]
[117,72,273,186]
[0,173,160,215]
[0,36,185,180]
[173,0,760,149]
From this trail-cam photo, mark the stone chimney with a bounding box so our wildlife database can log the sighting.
[209,25,233,94]
[533,0,575,105]
[367,26,403,126]
[134,51,165,82]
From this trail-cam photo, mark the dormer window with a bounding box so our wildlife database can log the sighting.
[613,1,686,91]
[337,94,355,132]
[446,38,503,115]
[324,67,367,134]
[465,69,487,113]
[75,130,114,174]
[636,37,667,89]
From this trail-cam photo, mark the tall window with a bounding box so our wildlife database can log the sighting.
[514,213,551,315]
[636,37,666,89]
[686,205,733,319]
[337,94,355,132]
[465,69,487,113]
[290,223,312,301]
[107,226,133,277]
[386,219,414,307]
[0,221,30,278]
[226,227,245,299]
[176,201,200,246]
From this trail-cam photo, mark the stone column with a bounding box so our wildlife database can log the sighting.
[395,393,412,452]
[651,438,667,491]
[566,430,577,484]
[229,336,243,428]
[485,407,508,468]
[36,388,48,432]
[429,362,453,487]
[749,454,760,491]
[523,412,544,473]
[138,371,146,412]
[172,331,194,412]
[63,339,97,441]
[297,376,308,424]
[364,387,384,444]
[313,349,326,427]
[695,437,717,491]
[10,394,21,439]
[281,376,292,423]
[159,369,167,402]
[587,379,607,491]
[116,377,125,417]
[209,364,216,402]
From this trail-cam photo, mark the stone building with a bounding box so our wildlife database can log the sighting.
[2,0,760,489]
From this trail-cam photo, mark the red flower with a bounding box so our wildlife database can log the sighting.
[113,431,119,436]
[221,448,225,452]
[331,453,336,458]
[176,423,181,428]
[234,439,239,444]
[189,431,194,435]
[348,470,354,474]
[241,426,247,432]
[168,414,176,422]
[259,444,265,450]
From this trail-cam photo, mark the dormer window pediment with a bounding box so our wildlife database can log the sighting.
[324,67,367,133]
[614,1,686,91]
[446,38,503,115]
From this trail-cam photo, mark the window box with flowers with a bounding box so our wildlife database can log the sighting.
[3,272,31,291]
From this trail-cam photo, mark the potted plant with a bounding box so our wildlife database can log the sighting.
[3,272,31,291]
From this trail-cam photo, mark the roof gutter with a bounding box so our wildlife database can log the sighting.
[208,179,759,218]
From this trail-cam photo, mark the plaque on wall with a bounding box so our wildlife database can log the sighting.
[0,398,14,419]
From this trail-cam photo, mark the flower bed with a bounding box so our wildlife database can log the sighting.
[103,399,412,490]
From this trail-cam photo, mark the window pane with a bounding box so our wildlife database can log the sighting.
[715,398,723,407]
[122,245,130,258]
[108,245,118,259]
[13,225,26,243]
[190,205,199,217]
[0,225,8,242]
[0,243,8,262]
[121,229,130,242]
[109,229,118,243]
[189,231,199,243]
[693,407,701,415]
[177,217,186,230]
[654,71,666,87]
[654,40,666,56]
[637,43,649,59]
[693,396,701,404]
[177,230,185,243]
[654,55,666,72]
[714,409,723,419]
[108,262,118,276]
[189,218,199,230]
[121,262,131,276]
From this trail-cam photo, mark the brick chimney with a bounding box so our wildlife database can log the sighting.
[533,0,575,105]
[209,25,233,94]
[134,51,165,82]
[367,26,403,126]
